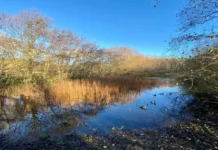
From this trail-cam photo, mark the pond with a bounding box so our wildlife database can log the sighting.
[0,78,193,141]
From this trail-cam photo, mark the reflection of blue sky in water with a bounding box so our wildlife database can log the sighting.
[76,86,189,135]
[0,80,193,140]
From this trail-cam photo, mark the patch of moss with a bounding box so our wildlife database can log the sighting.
[39,134,49,141]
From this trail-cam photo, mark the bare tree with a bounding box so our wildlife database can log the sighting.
[0,10,52,84]
[171,0,218,47]
[170,0,218,94]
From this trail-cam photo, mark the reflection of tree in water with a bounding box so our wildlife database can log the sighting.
[0,96,107,140]
[0,78,177,139]
[176,93,218,118]
[30,101,39,133]
[0,95,26,125]
[160,94,194,120]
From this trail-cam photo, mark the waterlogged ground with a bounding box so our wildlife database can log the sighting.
[0,78,217,149]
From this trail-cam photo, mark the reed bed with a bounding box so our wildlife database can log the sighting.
[1,77,172,107]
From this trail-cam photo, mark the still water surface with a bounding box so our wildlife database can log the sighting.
[0,78,192,140]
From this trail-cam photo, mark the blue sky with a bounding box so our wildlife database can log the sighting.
[0,0,185,56]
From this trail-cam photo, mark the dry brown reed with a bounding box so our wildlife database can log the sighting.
[1,77,173,107]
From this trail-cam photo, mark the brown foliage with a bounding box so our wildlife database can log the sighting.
[0,10,179,87]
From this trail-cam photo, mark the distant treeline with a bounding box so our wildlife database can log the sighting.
[0,10,180,87]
